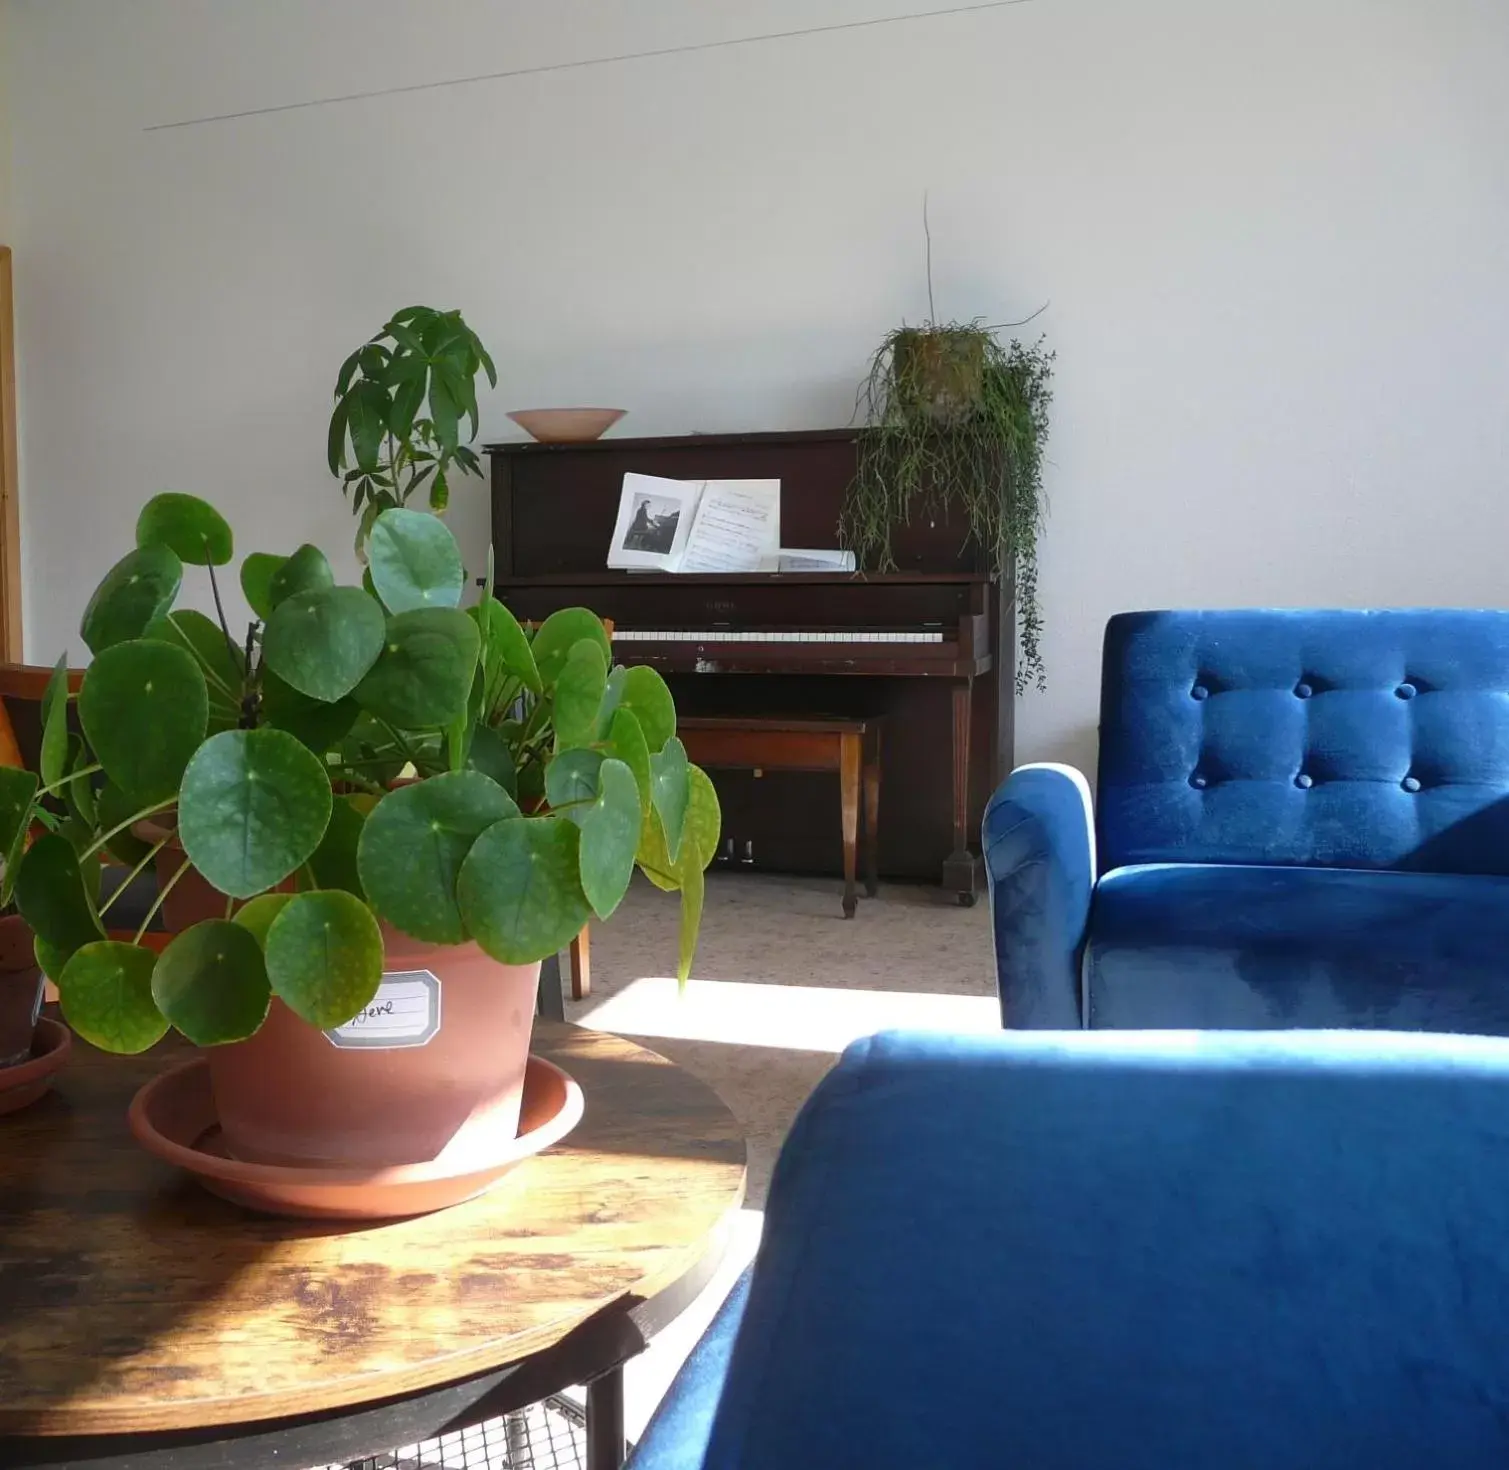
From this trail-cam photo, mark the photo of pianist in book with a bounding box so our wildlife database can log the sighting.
[621,493,681,556]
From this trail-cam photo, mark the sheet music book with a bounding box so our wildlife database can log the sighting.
[776,548,856,573]
[608,474,780,573]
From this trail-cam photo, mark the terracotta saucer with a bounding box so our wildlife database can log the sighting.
[128,1054,585,1221]
[0,1018,72,1117]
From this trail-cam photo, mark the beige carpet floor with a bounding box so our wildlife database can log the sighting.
[568,868,1001,1204]
[564,868,1003,1439]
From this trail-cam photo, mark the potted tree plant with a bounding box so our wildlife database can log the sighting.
[11,493,717,1173]
[327,305,495,549]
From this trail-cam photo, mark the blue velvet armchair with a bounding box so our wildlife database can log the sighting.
[985,610,1509,1031]
[627,1028,1509,1469]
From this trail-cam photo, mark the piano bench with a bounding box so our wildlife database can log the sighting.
[677,715,882,919]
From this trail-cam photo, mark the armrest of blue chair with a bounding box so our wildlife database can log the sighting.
[982,763,1095,1028]
[625,1270,750,1470]
[633,1029,1509,1470]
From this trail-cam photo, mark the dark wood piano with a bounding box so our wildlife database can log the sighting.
[488,429,1013,903]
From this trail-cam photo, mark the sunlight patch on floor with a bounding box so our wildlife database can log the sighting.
[577,976,1002,1055]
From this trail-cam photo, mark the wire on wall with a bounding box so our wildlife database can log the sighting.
[144,0,1038,132]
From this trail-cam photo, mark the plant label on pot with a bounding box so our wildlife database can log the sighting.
[325,970,442,1050]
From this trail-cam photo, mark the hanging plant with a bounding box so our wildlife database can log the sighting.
[838,200,1054,691]
[840,325,1054,692]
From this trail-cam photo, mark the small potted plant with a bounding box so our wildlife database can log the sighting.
[12,493,717,1169]
[327,305,495,549]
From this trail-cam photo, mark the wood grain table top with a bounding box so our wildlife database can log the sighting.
[0,1019,746,1438]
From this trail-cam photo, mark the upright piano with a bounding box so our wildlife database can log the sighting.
[488,429,1013,903]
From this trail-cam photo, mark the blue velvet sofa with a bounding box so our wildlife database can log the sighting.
[626,1027,1509,1469]
[984,610,1509,1031]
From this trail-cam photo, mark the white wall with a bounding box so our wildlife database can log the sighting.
[4,0,1508,774]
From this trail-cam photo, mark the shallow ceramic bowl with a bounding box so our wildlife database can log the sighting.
[128,1053,584,1220]
[507,408,627,443]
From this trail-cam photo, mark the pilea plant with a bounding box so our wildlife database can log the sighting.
[328,305,495,547]
[0,493,717,1054]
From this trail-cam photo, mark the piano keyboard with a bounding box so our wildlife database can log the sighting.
[611,630,946,644]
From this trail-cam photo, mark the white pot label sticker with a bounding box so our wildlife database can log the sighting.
[325,970,442,1050]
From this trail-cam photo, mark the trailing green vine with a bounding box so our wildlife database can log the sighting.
[840,323,1055,693]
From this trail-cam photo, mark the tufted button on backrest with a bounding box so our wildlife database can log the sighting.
[1097,610,1509,875]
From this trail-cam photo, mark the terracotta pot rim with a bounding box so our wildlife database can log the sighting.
[129,1052,584,1187]
[0,1017,71,1088]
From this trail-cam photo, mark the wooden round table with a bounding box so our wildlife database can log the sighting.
[0,1018,747,1470]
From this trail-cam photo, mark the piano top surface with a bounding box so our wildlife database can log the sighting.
[492,571,990,587]
[485,428,858,456]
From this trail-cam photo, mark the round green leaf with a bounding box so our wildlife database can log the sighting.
[80,545,183,655]
[531,608,611,689]
[33,934,69,983]
[575,758,642,921]
[684,763,723,869]
[151,920,270,1045]
[309,794,368,899]
[62,735,96,828]
[637,763,722,890]
[267,544,335,610]
[96,782,154,867]
[545,748,604,811]
[553,641,608,751]
[58,941,168,1054]
[259,669,359,755]
[471,599,541,698]
[136,493,233,567]
[615,665,676,753]
[80,639,209,803]
[357,771,519,943]
[263,890,383,1028]
[14,833,103,958]
[262,586,386,703]
[39,654,70,789]
[354,607,481,729]
[367,508,464,614]
[232,891,293,947]
[144,609,245,707]
[650,736,691,864]
[177,728,333,898]
[607,707,652,808]
[240,552,284,620]
[0,764,37,870]
[466,723,517,796]
[457,814,592,965]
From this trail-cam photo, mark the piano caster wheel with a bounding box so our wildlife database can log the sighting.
[842,899,857,920]
[956,891,978,909]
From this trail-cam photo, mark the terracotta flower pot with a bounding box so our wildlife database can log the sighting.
[0,914,45,1069]
[206,927,542,1169]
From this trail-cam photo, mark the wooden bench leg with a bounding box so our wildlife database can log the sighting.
[840,730,861,919]
[569,927,591,1001]
[863,727,881,899]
